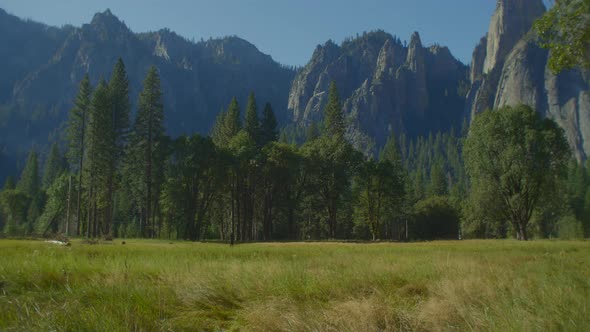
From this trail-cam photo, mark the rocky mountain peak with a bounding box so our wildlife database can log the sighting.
[482,0,545,74]
[88,9,131,39]
[91,9,120,26]
[409,31,422,48]
[375,39,402,80]
[470,36,488,82]
[406,31,425,72]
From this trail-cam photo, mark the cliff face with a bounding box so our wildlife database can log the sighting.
[0,9,295,163]
[482,0,546,74]
[288,31,468,151]
[465,0,590,160]
[494,38,590,160]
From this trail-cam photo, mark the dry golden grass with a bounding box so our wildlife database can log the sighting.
[0,239,588,331]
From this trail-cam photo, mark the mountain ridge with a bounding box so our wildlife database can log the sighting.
[1,1,589,183]
[0,8,295,177]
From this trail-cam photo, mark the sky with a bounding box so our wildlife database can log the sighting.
[0,0,501,66]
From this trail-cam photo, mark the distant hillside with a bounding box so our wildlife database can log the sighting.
[0,8,295,180]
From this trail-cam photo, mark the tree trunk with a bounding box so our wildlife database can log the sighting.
[65,175,72,236]
[519,223,528,241]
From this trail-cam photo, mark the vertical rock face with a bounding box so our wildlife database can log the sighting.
[471,36,487,82]
[287,41,341,122]
[0,9,295,175]
[466,0,590,160]
[288,30,468,151]
[493,38,548,113]
[483,0,545,74]
[405,32,428,117]
[545,70,590,160]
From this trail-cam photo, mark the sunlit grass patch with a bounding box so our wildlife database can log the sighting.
[0,239,588,330]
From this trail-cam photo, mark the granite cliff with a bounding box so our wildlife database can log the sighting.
[288,30,468,151]
[466,0,590,160]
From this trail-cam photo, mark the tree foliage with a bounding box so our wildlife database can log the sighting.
[535,0,590,72]
[324,81,345,139]
[42,143,66,189]
[17,150,40,197]
[464,105,570,240]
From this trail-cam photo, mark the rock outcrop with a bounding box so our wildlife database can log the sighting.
[288,31,468,151]
[0,9,295,169]
[482,0,545,74]
[465,0,590,160]
[470,37,487,83]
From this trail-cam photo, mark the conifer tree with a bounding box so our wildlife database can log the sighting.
[105,58,131,236]
[244,92,260,143]
[211,109,227,147]
[85,79,114,237]
[17,150,40,197]
[428,162,448,197]
[260,102,278,145]
[306,122,320,142]
[108,58,131,157]
[128,66,165,237]
[42,143,65,189]
[67,74,92,234]
[223,97,242,142]
[324,81,345,138]
[4,176,15,190]
[380,134,402,169]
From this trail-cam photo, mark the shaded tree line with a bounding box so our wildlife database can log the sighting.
[0,73,585,241]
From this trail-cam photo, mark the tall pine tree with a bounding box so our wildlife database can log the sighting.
[128,66,165,237]
[108,58,131,158]
[17,150,40,197]
[85,79,114,238]
[42,143,65,189]
[220,97,241,147]
[106,58,131,236]
[67,74,91,235]
[244,92,260,143]
[324,81,345,139]
[261,102,278,145]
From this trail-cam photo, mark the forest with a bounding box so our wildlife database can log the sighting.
[0,58,586,242]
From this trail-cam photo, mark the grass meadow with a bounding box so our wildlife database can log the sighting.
[0,239,588,331]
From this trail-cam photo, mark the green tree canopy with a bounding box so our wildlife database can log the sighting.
[3,176,15,190]
[108,58,131,157]
[535,0,590,72]
[244,92,260,143]
[67,74,91,170]
[42,143,65,189]
[260,103,278,145]
[17,150,40,197]
[412,196,459,240]
[464,105,570,240]
[324,81,345,139]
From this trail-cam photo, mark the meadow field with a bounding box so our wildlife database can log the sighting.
[0,239,588,331]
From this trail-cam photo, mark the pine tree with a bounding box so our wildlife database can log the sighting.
[42,143,65,189]
[324,81,345,138]
[306,122,320,142]
[428,162,448,197]
[128,66,165,237]
[17,150,40,197]
[223,97,241,142]
[67,74,92,234]
[244,92,260,143]
[105,58,131,237]
[260,102,278,145]
[380,134,402,168]
[108,58,131,157]
[3,176,15,190]
[211,109,227,147]
[85,79,114,237]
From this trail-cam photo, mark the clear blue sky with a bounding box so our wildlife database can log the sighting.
[0,0,504,66]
